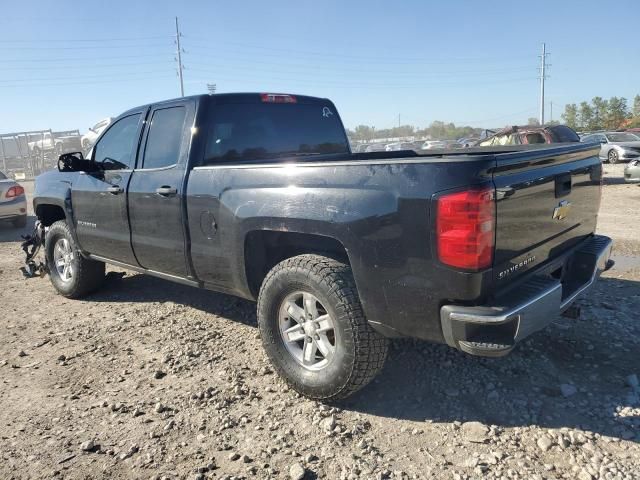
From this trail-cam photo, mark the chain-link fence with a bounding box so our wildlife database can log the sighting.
[0,129,82,179]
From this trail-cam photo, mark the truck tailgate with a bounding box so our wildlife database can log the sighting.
[492,144,602,286]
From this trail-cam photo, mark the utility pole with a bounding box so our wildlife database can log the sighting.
[398,114,401,129]
[550,101,553,123]
[538,43,550,125]
[175,16,184,97]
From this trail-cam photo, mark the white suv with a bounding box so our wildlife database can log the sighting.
[81,117,113,150]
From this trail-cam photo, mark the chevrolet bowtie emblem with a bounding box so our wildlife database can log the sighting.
[552,200,572,220]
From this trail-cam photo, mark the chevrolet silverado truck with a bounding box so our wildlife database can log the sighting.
[29,93,613,401]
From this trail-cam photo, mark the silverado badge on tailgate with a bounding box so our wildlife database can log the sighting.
[552,200,572,220]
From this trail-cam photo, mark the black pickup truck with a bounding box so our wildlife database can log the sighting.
[30,93,613,401]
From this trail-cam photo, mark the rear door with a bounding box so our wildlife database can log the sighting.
[492,144,602,286]
[71,112,144,264]
[128,100,194,277]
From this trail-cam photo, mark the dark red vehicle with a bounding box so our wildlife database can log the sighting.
[476,124,580,147]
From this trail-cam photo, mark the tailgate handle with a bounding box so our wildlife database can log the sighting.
[555,174,572,197]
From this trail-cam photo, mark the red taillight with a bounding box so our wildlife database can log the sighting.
[5,185,25,198]
[260,93,297,103]
[436,188,495,270]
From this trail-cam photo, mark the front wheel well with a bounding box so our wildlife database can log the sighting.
[36,204,66,226]
[244,230,349,298]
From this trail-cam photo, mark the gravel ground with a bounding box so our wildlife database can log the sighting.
[0,165,638,480]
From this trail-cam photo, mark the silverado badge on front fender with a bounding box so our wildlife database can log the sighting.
[552,200,572,220]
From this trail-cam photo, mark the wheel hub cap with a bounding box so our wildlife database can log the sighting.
[278,291,337,371]
[53,238,74,282]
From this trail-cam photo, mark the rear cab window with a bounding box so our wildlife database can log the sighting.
[202,98,349,165]
[549,125,580,143]
[142,106,188,169]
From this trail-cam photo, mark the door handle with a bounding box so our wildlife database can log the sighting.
[107,185,123,194]
[555,173,572,197]
[156,186,177,197]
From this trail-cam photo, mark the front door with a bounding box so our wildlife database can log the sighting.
[72,112,143,264]
[128,101,193,277]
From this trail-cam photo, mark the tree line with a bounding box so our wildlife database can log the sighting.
[347,121,483,142]
[562,95,640,131]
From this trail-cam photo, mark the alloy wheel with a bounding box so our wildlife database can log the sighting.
[278,291,337,371]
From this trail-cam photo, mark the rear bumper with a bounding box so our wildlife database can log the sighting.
[440,235,613,357]
[0,195,28,220]
[624,162,640,182]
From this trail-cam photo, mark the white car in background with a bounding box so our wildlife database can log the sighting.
[421,140,448,150]
[81,117,113,150]
[0,170,27,228]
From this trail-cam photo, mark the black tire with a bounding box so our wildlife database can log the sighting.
[12,215,27,229]
[45,220,105,298]
[257,254,388,401]
[608,149,619,164]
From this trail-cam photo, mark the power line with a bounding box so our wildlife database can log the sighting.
[0,35,173,43]
[186,38,539,65]
[4,42,173,50]
[0,74,176,89]
[4,61,174,71]
[185,68,537,89]
[185,60,536,79]
[0,68,173,84]
[3,53,174,63]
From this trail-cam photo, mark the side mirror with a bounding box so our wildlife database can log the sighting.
[58,151,100,173]
[600,139,607,144]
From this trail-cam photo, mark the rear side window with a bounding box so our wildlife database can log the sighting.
[549,125,580,143]
[526,133,546,144]
[142,106,187,169]
[0,171,6,180]
[93,114,141,170]
[203,103,349,165]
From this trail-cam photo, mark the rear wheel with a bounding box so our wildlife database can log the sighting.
[45,220,105,298]
[608,149,619,164]
[257,254,388,401]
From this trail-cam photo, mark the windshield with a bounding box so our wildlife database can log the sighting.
[204,102,349,164]
[606,133,640,142]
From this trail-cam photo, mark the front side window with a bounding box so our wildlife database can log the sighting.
[204,102,349,165]
[607,132,640,142]
[142,106,187,169]
[93,114,141,170]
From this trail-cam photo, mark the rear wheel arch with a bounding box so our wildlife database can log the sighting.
[244,230,350,298]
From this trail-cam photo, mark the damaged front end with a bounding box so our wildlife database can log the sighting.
[21,220,47,278]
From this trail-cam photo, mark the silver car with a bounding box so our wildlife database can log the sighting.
[0,171,27,228]
[580,132,640,164]
[624,159,640,183]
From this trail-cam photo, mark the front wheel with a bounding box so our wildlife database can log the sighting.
[608,149,619,164]
[45,220,105,298]
[257,254,388,401]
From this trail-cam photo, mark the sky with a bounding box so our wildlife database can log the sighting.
[1,0,638,134]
